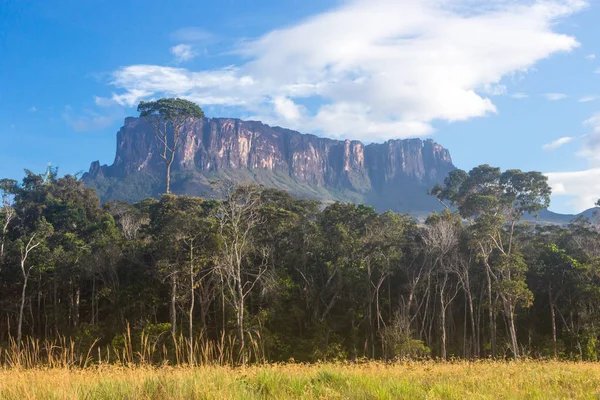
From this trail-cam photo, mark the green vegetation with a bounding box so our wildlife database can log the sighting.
[2,163,600,368]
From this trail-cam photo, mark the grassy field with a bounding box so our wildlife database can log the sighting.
[1,361,600,399]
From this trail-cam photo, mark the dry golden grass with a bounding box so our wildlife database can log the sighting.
[1,361,599,399]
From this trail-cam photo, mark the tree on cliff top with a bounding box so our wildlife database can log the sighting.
[137,98,204,194]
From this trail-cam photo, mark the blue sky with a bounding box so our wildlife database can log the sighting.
[1,0,600,214]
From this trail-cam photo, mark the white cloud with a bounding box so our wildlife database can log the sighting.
[546,112,600,212]
[170,44,197,63]
[595,68,600,74]
[483,84,507,96]
[578,112,600,161]
[543,93,568,101]
[586,53,596,60]
[543,136,574,150]
[272,96,303,121]
[29,106,37,112]
[546,169,600,212]
[106,0,585,141]
[511,93,529,99]
[94,96,119,107]
[578,95,598,103]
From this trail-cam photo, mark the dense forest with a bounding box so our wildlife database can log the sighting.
[1,164,600,366]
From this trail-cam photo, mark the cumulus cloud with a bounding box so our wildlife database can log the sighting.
[543,93,568,101]
[170,44,197,63]
[543,136,574,150]
[271,96,303,121]
[546,169,600,212]
[545,113,600,212]
[105,0,584,141]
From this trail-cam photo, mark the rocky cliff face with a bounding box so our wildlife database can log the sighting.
[83,117,455,213]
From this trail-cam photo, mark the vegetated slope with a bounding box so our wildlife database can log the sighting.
[523,207,600,225]
[82,117,455,213]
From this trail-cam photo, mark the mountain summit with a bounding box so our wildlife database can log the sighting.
[83,117,455,212]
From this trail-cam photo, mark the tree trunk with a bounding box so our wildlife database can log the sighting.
[165,162,172,194]
[440,279,447,360]
[486,267,496,358]
[467,289,478,358]
[367,264,373,359]
[17,274,28,351]
[463,296,468,358]
[74,285,80,329]
[507,302,519,360]
[237,284,246,365]
[549,289,557,359]
[170,274,177,337]
[189,244,195,365]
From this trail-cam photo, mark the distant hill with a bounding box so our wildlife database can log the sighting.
[524,207,600,226]
[83,117,455,213]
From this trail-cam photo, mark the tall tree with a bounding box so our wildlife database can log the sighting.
[15,220,52,350]
[215,185,270,365]
[422,211,461,359]
[431,165,551,359]
[137,98,204,194]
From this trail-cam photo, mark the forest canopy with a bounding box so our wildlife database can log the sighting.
[1,165,600,365]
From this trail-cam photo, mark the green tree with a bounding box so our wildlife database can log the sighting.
[137,98,204,194]
[431,165,551,359]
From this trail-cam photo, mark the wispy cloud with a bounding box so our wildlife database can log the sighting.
[543,93,568,101]
[595,68,600,74]
[94,96,118,107]
[29,106,37,112]
[170,27,214,43]
[511,93,529,99]
[63,105,124,132]
[543,136,574,151]
[579,95,598,103]
[170,44,198,63]
[586,53,596,60]
[578,112,600,161]
[104,0,585,141]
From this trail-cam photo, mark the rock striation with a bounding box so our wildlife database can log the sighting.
[83,117,455,213]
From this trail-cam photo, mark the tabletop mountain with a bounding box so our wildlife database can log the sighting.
[83,117,455,213]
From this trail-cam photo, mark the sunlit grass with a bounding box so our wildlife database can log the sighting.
[1,361,600,399]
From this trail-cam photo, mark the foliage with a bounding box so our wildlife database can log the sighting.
[2,164,600,367]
